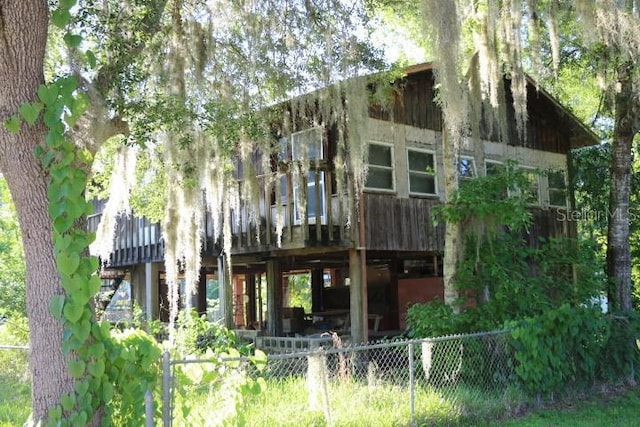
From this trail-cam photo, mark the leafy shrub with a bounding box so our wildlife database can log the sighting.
[104,328,162,425]
[508,305,609,395]
[174,309,250,356]
[597,312,640,382]
[406,300,461,338]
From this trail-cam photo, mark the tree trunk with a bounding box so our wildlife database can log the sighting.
[442,130,461,311]
[0,1,74,421]
[606,60,636,312]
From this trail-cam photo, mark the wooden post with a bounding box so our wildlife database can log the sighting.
[218,255,234,329]
[349,248,364,344]
[311,267,324,313]
[246,273,257,326]
[266,259,282,336]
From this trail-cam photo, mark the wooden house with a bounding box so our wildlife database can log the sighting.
[89,63,598,343]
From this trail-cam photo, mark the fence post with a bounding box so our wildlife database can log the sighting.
[145,389,154,427]
[162,350,171,427]
[409,341,415,426]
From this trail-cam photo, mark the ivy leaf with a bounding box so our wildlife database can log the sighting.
[85,50,97,69]
[51,9,71,29]
[87,342,105,359]
[68,359,86,379]
[3,115,21,133]
[71,318,91,343]
[87,276,102,295]
[49,295,65,320]
[57,252,80,276]
[75,380,89,397]
[60,393,75,412]
[63,32,82,49]
[88,360,105,378]
[102,382,114,402]
[19,102,43,125]
[38,84,59,106]
[63,300,84,323]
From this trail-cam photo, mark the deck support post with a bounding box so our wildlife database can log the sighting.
[266,258,283,336]
[144,262,158,321]
[311,267,324,313]
[349,248,365,344]
[218,255,234,329]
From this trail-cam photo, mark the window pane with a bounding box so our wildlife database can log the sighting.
[369,144,392,167]
[366,168,393,189]
[549,189,566,207]
[408,151,434,172]
[548,171,566,190]
[292,128,323,160]
[486,162,501,175]
[409,173,436,194]
[522,171,539,204]
[459,158,475,178]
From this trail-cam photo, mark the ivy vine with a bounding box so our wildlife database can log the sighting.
[5,2,161,425]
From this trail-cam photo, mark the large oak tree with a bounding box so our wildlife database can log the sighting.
[1,0,381,422]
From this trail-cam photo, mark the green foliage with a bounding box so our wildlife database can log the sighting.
[174,309,250,356]
[433,161,533,235]
[508,305,610,395]
[406,300,460,338]
[0,179,26,316]
[103,329,162,425]
[170,310,268,426]
[597,313,640,382]
[0,314,29,383]
[286,273,312,314]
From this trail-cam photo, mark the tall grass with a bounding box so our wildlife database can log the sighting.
[242,376,527,426]
[0,321,31,427]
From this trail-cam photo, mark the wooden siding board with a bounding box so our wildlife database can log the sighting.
[364,194,445,252]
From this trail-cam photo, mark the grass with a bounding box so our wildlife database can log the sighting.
[0,377,30,427]
[495,386,640,427]
[0,322,30,427]
[1,353,639,426]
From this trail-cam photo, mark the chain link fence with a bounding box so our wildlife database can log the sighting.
[161,330,520,426]
[0,344,31,424]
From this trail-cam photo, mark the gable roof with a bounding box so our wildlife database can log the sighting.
[404,62,599,149]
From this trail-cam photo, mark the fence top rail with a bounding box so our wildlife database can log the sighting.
[0,344,29,350]
[166,329,512,366]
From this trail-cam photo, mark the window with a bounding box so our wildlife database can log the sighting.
[519,168,540,205]
[278,127,324,162]
[293,170,326,223]
[485,160,502,176]
[485,160,508,199]
[365,142,395,191]
[277,127,327,223]
[548,171,567,208]
[459,156,476,179]
[408,149,436,195]
[291,127,323,161]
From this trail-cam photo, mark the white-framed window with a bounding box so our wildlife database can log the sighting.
[277,127,327,223]
[459,156,476,179]
[485,160,502,176]
[365,142,395,191]
[547,170,567,208]
[518,167,540,205]
[293,170,326,224]
[278,127,324,162]
[291,127,324,161]
[407,148,437,196]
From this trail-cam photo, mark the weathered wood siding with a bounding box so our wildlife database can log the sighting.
[363,194,445,252]
[371,68,574,155]
[87,213,164,267]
